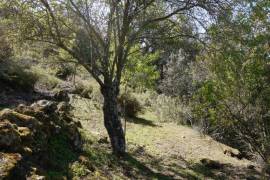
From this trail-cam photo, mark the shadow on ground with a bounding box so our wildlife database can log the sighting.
[121,145,264,180]
[126,116,159,127]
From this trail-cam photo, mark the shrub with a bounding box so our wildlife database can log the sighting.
[0,33,12,60]
[152,94,192,125]
[118,92,143,117]
[55,64,75,80]
[32,67,62,91]
[69,162,88,178]
[0,59,38,91]
[0,29,38,91]
[74,81,93,99]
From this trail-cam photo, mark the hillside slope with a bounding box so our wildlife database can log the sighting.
[71,96,265,180]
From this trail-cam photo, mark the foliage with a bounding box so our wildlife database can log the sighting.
[74,81,93,99]
[0,29,12,60]
[0,59,38,91]
[159,49,207,99]
[69,162,88,178]
[32,66,62,90]
[152,94,192,125]
[48,133,77,170]
[192,1,270,161]
[118,92,144,117]
[55,63,75,80]
[123,45,160,90]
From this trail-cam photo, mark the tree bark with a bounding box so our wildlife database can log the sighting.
[101,82,126,156]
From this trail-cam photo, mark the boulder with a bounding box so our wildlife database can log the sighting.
[0,109,40,130]
[0,153,22,179]
[30,100,57,114]
[0,120,21,150]
[21,146,33,156]
[0,100,83,178]
[18,127,32,142]
[26,174,46,180]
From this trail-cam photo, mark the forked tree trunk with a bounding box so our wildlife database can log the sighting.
[101,83,126,156]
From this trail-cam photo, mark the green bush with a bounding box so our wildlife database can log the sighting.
[118,92,143,117]
[55,64,75,80]
[32,66,62,90]
[152,94,192,125]
[74,81,93,99]
[69,162,88,178]
[0,29,38,91]
[0,59,38,91]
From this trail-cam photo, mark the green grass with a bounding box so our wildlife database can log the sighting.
[71,94,263,179]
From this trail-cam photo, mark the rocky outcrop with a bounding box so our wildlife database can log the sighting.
[0,100,82,179]
[0,120,21,150]
[0,153,22,179]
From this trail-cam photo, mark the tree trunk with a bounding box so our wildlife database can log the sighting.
[101,83,126,156]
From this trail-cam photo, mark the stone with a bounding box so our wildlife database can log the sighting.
[78,155,89,165]
[0,120,21,150]
[0,109,39,129]
[18,127,32,142]
[21,146,33,156]
[0,153,22,179]
[27,174,46,180]
[30,100,57,114]
[16,104,46,122]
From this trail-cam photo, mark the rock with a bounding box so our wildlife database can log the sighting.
[78,155,89,165]
[21,146,33,156]
[0,100,84,178]
[0,153,22,179]
[16,104,45,121]
[18,127,32,142]
[200,158,224,169]
[0,109,39,130]
[30,100,57,114]
[27,174,46,180]
[0,120,21,150]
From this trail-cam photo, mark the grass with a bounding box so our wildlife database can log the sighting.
[69,95,262,179]
[31,66,63,90]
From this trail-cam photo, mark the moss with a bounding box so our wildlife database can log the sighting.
[48,133,77,170]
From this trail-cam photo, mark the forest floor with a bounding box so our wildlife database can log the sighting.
[70,95,264,180]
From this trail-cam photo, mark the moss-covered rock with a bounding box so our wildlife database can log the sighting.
[0,120,21,150]
[0,153,22,179]
[0,100,83,179]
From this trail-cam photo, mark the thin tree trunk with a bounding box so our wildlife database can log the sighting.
[101,83,126,156]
